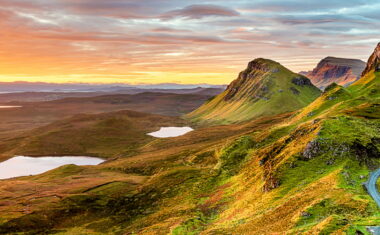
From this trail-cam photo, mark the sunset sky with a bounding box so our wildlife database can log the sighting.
[1,0,379,84]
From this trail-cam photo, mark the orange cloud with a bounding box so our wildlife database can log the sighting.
[0,1,377,84]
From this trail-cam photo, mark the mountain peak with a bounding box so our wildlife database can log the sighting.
[186,58,321,124]
[302,56,366,89]
[320,56,364,65]
[362,42,380,76]
[224,58,284,101]
[246,58,281,71]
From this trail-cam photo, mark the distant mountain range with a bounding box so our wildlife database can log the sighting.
[300,57,366,89]
[0,84,225,103]
[0,82,226,93]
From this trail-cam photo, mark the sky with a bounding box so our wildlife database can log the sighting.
[0,0,379,85]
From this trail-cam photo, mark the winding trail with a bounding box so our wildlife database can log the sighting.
[364,169,380,207]
[364,169,380,235]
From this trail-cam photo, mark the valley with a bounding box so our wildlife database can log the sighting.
[0,44,379,234]
[2,0,380,234]
[0,92,214,139]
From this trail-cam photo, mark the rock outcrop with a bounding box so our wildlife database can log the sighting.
[302,57,366,90]
[362,43,380,76]
[224,59,277,101]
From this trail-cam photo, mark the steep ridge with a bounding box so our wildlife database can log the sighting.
[301,57,366,89]
[187,58,321,124]
[351,43,380,96]
[362,42,380,76]
[188,43,380,234]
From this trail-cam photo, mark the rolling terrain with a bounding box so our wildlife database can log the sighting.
[0,82,225,95]
[0,43,379,234]
[0,87,224,103]
[0,92,215,139]
[48,92,218,116]
[0,110,188,161]
[186,58,321,125]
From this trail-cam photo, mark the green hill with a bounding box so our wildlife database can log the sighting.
[186,58,321,125]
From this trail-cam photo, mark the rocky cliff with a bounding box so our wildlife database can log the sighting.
[362,43,380,76]
[302,57,365,90]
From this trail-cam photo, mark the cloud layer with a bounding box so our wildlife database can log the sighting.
[0,0,379,84]
[161,4,240,19]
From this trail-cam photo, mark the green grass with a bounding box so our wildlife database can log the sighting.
[186,58,321,125]
[320,116,380,145]
[218,136,255,176]
[279,115,380,233]
[295,200,356,231]
[2,110,186,159]
[172,212,218,235]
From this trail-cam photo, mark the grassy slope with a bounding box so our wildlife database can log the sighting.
[0,72,379,234]
[186,59,321,125]
[174,71,380,234]
[0,113,290,234]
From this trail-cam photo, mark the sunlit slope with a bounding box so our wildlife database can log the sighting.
[288,42,380,126]
[186,58,321,125]
[174,46,380,234]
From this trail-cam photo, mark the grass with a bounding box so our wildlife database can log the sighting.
[186,58,321,125]
[218,136,255,176]
[0,110,187,160]
[0,63,380,234]
[0,92,213,145]
[3,106,379,234]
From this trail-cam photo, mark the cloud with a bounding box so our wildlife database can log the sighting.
[32,31,231,45]
[0,0,379,84]
[243,0,369,12]
[275,17,337,25]
[161,4,240,19]
[142,33,231,44]
[150,27,191,33]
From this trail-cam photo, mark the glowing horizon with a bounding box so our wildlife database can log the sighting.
[1,0,379,84]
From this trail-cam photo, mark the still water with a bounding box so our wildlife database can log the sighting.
[0,106,22,109]
[147,127,193,138]
[0,156,104,179]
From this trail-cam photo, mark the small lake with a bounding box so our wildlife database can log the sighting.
[0,156,105,179]
[0,106,22,109]
[147,127,193,138]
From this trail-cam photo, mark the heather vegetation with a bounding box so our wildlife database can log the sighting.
[0,44,379,234]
